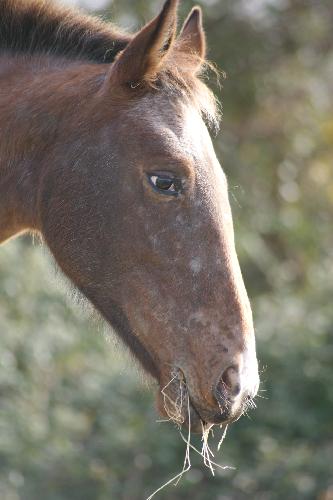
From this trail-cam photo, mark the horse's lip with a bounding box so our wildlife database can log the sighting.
[187,396,242,429]
[182,401,235,433]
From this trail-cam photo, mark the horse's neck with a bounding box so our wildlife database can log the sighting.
[0,61,35,242]
[0,55,104,244]
[0,157,37,244]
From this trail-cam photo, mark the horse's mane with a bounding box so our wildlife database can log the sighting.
[0,0,131,63]
[0,0,220,129]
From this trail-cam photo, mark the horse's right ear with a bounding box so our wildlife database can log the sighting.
[106,0,178,88]
[177,6,206,70]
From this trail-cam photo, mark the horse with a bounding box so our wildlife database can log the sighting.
[0,0,259,433]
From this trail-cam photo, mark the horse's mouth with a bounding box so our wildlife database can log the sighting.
[156,370,243,434]
[183,398,243,433]
[157,391,241,434]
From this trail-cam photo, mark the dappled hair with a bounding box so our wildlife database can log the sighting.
[0,0,221,129]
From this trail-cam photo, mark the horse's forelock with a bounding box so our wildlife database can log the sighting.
[153,53,222,133]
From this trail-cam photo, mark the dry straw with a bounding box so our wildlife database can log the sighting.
[146,373,234,500]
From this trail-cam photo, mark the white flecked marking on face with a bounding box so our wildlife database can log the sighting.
[175,214,184,225]
[190,257,202,274]
[187,310,211,328]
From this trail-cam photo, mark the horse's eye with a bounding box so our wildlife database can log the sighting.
[148,174,181,195]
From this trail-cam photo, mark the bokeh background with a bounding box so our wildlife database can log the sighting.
[1,0,332,499]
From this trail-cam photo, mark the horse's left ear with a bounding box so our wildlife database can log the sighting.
[177,6,206,63]
[106,0,178,87]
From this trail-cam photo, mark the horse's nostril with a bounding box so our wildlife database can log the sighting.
[217,365,241,397]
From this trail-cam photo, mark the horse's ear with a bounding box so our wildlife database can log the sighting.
[107,0,178,87]
[177,6,206,66]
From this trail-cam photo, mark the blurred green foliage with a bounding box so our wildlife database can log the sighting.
[1,0,333,499]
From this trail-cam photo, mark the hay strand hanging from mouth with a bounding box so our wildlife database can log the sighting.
[147,374,233,500]
[160,372,186,425]
[146,393,192,500]
[218,424,228,451]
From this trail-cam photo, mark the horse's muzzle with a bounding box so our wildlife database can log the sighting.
[157,363,259,433]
